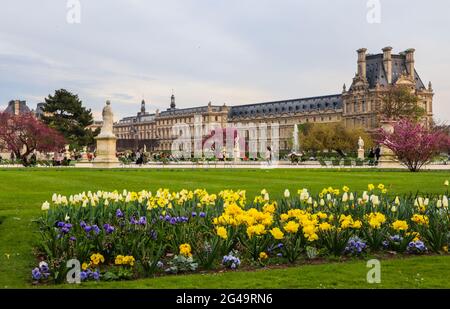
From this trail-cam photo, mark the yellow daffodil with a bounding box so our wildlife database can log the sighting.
[283,221,300,234]
[216,226,228,240]
[270,227,284,240]
[392,220,408,231]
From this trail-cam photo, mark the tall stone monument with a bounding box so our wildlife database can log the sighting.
[92,100,120,168]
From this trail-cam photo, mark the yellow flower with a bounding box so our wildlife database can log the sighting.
[259,252,268,260]
[90,253,105,266]
[392,220,409,231]
[342,186,350,193]
[263,202,276,214]
[365,212,386,229]
[411,214,429,226]
[246,224,266,238]
[445,180,449,187]
[352,220,362,229]
[283,221,300,234]
[216,226,228,240]
[317,212,328,220]
[123,255,135,266]
[368,184,375,191]
[115,255,124,265]
[82,262,89,270]
[280,214,289,222]
[319,222,332,231]
[378,183,385,190]
[270,227,284,240]
[179,243,192,257]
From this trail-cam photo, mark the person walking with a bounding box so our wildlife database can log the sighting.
[368,148,375,166]
[374,145,381,165]
[265,146,272,166]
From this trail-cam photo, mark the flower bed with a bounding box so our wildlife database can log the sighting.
[34,184,450,284]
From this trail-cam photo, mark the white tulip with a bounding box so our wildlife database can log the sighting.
[443,196,448,208]
[391,206,397,212]
[394,196,400,205]
[320,199,325,206]
[65,214,70,221]
[41,201,50,211]
[284,189,290,198]
[445,180,449,187]
[349,193,354,201]
[362,192,369,202]
[342,192,348,202]
[418,197,424,207]
[436,200,442,208]
[264,193,270,201]
[424,198,429,206]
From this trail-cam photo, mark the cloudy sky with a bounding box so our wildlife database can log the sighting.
[1,0,449,122]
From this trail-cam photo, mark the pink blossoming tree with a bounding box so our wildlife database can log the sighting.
[377,119,450,172]
[0,112,66,166]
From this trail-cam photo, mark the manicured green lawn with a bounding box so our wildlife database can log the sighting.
[0,168,449,288]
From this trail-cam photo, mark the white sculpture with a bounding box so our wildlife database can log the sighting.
[234,134,241,162]
[92,100,119,168]
[292,124,299,153]
[97,100,115,138]
[357,136,365,160]
[358,136,364,150]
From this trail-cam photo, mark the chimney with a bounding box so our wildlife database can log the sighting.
[14,100,20,115]
[357,48,367,80]
[382,46,393,84]
[405,48,415,80]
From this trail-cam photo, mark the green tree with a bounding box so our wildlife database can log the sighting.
[41,89,98,149]
[300,122,373,157]
[379,85,425,121]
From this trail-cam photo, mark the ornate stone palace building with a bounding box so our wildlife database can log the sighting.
[113,47,434,152]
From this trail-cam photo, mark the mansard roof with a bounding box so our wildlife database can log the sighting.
[159,105,223,117]
[365,54,426,89]
[228,94,342,119]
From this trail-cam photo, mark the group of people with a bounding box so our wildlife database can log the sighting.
[368,145,382,165]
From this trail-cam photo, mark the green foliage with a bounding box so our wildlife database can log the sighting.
[41,89,98,149]
[300,122,373,157]
[165,255,198,274]
[380,85,426,121]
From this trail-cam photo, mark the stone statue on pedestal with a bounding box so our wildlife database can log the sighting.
[92,100,119,168]
[234,135,240,162]
[357,136,365,160]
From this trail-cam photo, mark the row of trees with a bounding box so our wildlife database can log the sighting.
[0,89,98,166]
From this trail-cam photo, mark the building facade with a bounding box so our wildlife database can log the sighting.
[113,47,434,153]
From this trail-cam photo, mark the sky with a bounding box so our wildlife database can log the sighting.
[0,0,449,122]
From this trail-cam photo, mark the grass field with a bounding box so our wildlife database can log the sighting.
[0,168,449,288]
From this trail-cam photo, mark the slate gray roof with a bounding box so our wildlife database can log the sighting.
[160,105,223,117]
[365,54,426,89]
[228,94,342,119]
